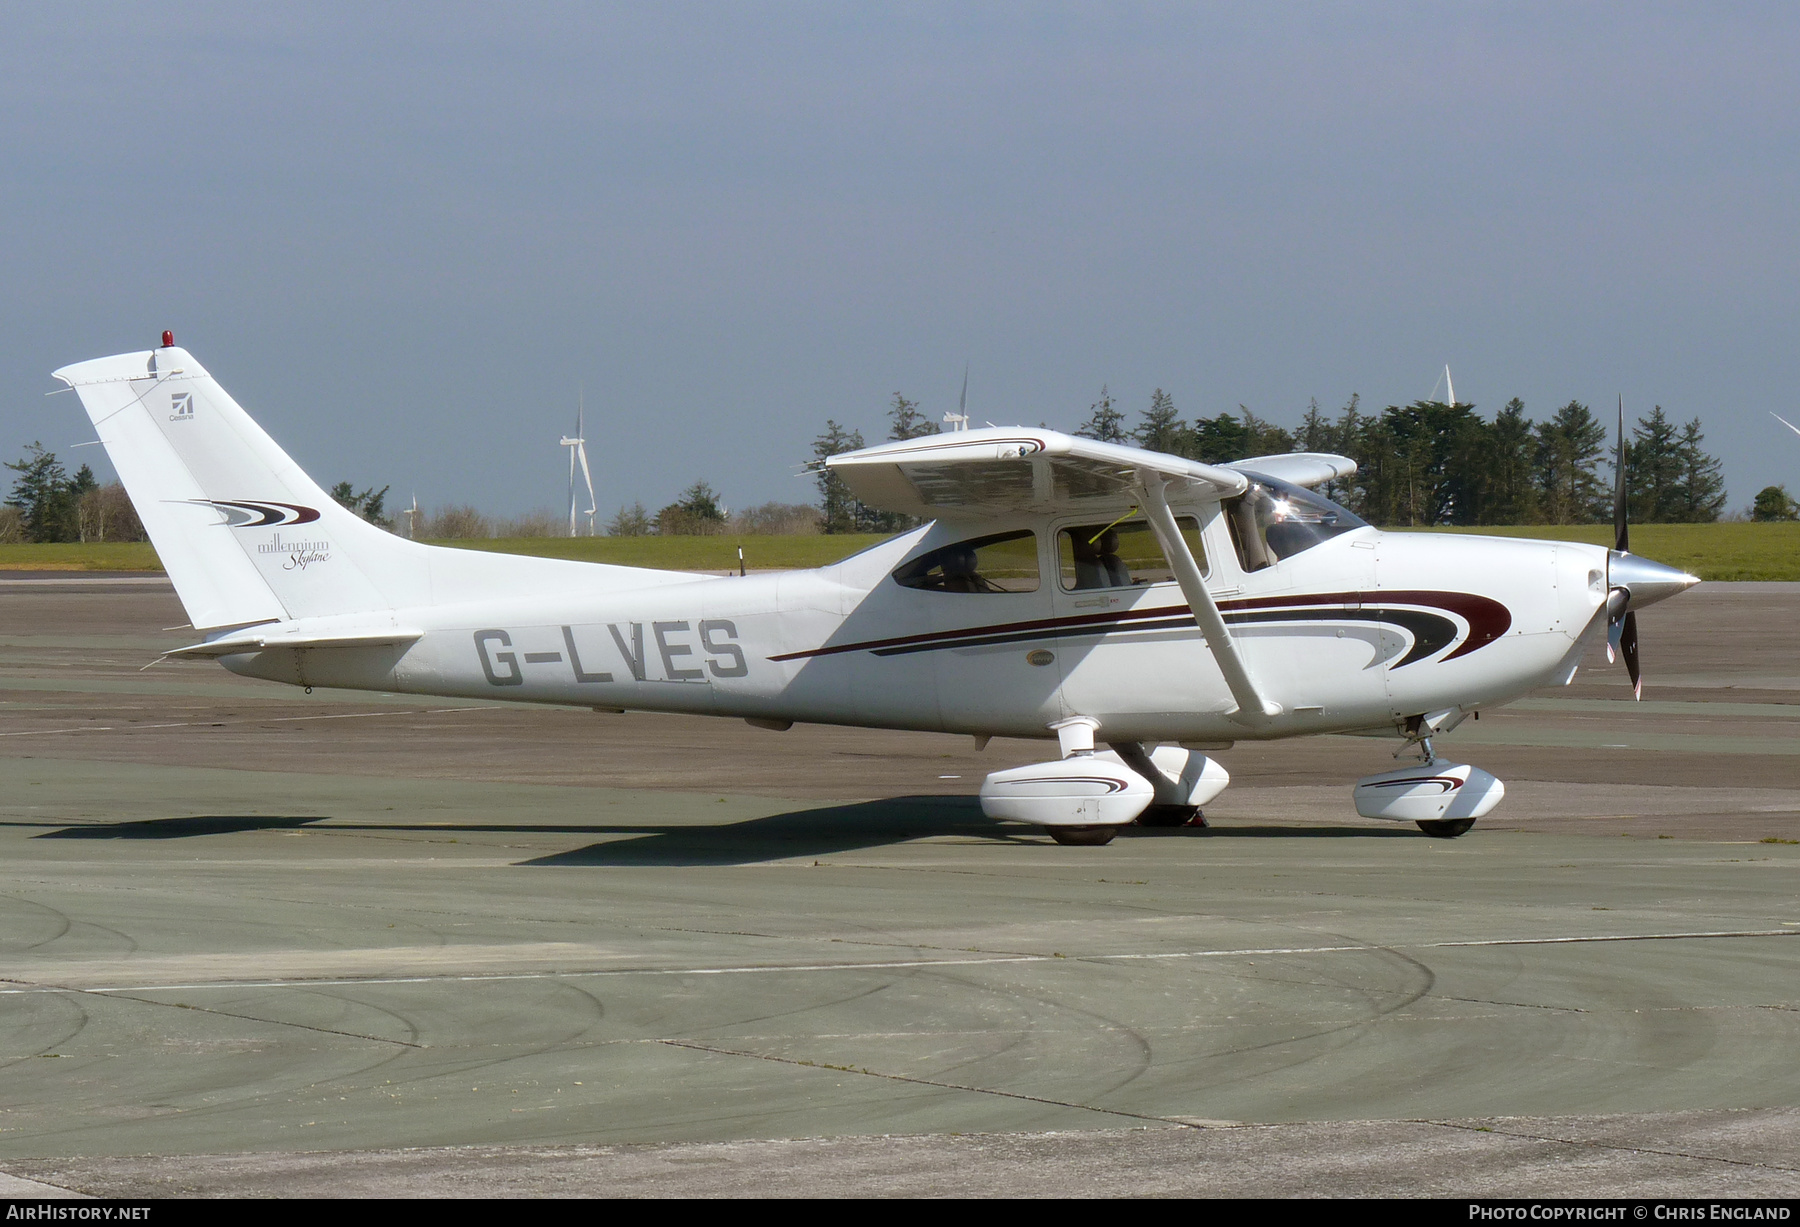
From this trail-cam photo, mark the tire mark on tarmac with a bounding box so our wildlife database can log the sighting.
[1433,995,1586,1012]
[371,978,612,1091]
[16,986,426,1048]
[0,994,90,1073]
[0,708,484,738]
[0,927,1789,997]
[911,967,1156,1101]
[0,894,72,952]
[682,977,897,1036]
[657,1038,1204,1130]
[1423,1119,1800,1174]
[1152,945,1438,1093]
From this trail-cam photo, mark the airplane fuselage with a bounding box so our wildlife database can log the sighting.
[222,512,1610,745]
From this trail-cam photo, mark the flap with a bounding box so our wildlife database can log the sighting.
[1226,452,1357,488]
[826,428,1249,519]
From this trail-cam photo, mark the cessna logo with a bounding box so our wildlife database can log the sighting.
[168,392,193,422]
[189,499,321,528]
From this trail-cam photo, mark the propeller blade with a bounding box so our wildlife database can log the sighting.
[1613,394,1629,555]
[1604,586,1628,663]
[1620,610,1641,700]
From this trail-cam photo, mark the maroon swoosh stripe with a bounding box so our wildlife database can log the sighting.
[768,590,1511,663]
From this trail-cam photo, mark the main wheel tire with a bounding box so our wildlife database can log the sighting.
[1136,804,1199,828]
[1417,818,1476,838]
[1048,825,1118,846]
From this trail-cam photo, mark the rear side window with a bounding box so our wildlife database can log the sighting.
[892,531,1040,593]
[1057,517,1204,590]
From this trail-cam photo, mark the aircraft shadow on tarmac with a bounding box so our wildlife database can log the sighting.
[28,814,334,839]
[12,804,1413,866]
[15,801,1020,865]
[522,808,1418,867]
[521,797,1032,866]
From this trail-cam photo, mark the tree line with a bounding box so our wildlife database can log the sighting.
[1,444,143,543]
[0,441,827,544]
[415,484,821,539]
[11,391,1788,548]
[811,394,941,534]
[809,386,1762,532]
[1080,388,1730,527]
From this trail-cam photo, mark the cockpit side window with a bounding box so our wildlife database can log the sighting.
[1057,517,1205,590]
[1223,475,1367,572]
[892,530,1040,593]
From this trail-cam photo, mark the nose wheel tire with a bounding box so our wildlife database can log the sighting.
[1048,825,1118,846]
[1416,818,1476,838]
[1136,804,1200,828]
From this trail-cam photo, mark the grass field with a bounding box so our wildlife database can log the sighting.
[0,534,897,575]
[0,542,163,571]
[429,533,896,571]
[1405,523,1800,582]
[3,523,1796,580]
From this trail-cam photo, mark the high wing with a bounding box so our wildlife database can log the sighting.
[826,427,1251,519]
[1226,452,1357,488]
[829,427,1292,720]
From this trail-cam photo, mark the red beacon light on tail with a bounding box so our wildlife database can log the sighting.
[161,331,174,348]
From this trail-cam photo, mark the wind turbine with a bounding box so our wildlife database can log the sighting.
[1429,364,1456,407]
[401,492,419,540]
[942,365,970,432]
[560,397,597,537]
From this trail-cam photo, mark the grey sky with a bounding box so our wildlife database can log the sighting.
[4,4,1796,518]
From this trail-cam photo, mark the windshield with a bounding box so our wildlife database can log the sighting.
[1224,474,1365,572]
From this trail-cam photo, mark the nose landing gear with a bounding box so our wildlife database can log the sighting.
[1353,755,1505,835]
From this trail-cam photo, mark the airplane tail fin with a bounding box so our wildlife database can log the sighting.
[53,342,433,631]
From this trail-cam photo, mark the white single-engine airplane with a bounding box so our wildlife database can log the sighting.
[56,337,1699,845]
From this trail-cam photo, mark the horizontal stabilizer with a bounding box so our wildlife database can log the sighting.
[168,626,424,659]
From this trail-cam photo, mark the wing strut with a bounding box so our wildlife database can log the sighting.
[1136,473,1280,723]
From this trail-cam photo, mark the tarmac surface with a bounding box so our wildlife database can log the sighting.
[0,574,1795,1197]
